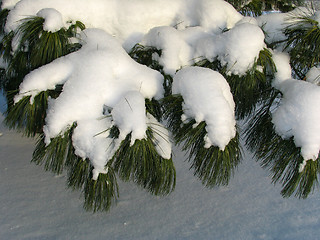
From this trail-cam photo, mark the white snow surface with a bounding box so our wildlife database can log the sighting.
[3,0,242,49]
[306,66,320,85]
[173,66,236,150]
[194,21,265,76]
[1,112,320,240]
[141,26,194,76]
[1,0,19,9]
[141,20,265,76]
[257,11,288,45]
[15,28,166,177]
[272,51,292,86]
[36,8,65,32]
[111,91,148,146]
[257,8,303,46]
[272,79,320,164]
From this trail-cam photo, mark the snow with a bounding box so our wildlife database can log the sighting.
[111,91,148,146]
[141,26,193,76]
[272,51,292,86]
[194,21,265,76]
[15,28,165,177]
[257,11,288,45]
[1,112,320,239]
[36,8,65,32]
[271,52,320,170]
[257,7,309,46]
[172,67,236,150]
[141,21,264,76]
[3,0,242,50]
[1,0,19,9]
[146,113,171,159]
[272,79,320,168]
[306,66,320,85]
[1,1,320,236]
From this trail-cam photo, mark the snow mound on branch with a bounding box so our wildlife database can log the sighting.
[36,8,64,32]
[141,21,265,76]
[272,79,320,171]
[4,0,242,49]
[272,51,292,86]
[257,12,288,45]
[1,0,20,10]
[141,26,194,75]
[194,22,265,76]
[15,28,166,178]
[173,66,236,150]
[111,91,147,146]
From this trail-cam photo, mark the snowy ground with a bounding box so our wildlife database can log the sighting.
[0,94,320,240]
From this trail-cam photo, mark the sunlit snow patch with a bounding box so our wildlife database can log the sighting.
[272,79,320,171]
[173,66,236,150]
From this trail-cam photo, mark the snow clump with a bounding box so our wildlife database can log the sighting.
[14,28,168,178]
[36,8,65,32]
[173,66,236,150]
[272,79,320,171]
[194,21,265,76]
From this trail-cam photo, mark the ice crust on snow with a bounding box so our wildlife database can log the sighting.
[173,66,236,150]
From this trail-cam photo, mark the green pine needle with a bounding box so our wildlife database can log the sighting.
[244,89,320,198]
[284,9,320,78]
[111,126,176,196]
[4,88,62,137]
[164,94,242,187]
[194,48,275,119]
[178,120,241,187]
[32,125,75,174]
[129,43,173,96]
[83,165,119,212]
[67,157,92,191]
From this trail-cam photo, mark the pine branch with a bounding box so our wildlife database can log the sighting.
[129,43,173,96]
[83,164,119,212]
[284,9,320,78]
[4,88,62,137]
[111,126,176,196]
[244,89,320,198]
[164,94,242,187]
[194,48,275,119]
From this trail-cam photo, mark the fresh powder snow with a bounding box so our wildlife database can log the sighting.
[172,66,236,150]
[36,8,65,32]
